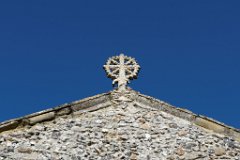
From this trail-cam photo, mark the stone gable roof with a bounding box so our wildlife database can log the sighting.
[0,89,240,159]
[1,89,239,141]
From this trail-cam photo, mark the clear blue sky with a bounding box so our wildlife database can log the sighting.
[0,1,239,128]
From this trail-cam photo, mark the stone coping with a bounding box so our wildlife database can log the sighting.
[0,90,239,141]
[136,93,240,141]
[0,92,111,133]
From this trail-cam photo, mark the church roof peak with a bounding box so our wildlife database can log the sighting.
[1,52,240,158]
[1,88,240,142]
[0,54,240,149]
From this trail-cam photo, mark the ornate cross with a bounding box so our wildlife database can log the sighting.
[104,54,140,91]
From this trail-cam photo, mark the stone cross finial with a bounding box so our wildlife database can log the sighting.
[104,54,140,91]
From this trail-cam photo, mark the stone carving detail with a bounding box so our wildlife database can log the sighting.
[104,54,140,103]
[104,54,140,91]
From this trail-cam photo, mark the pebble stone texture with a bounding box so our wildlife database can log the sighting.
[0,100,240,160]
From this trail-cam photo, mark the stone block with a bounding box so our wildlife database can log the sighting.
[194,117,225,133]
[0,121,19,133]
[228,129,240,142]
[56,107,72,116]
[28,112,55,125]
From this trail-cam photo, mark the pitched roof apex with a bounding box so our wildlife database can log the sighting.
[0,89,239,142]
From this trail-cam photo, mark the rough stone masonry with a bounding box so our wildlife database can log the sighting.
[0,97,240,160]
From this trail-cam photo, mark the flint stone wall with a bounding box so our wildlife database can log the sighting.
[0,102,240,160]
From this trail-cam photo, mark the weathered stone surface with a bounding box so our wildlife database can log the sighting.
[0,102,240,160]
[0,88,239,159]
[17,147,33,154]
[195,117,225,133]
[56,108,72,116]
[214,147,226,156]
[28,112,55,125]
[0,121,18,133]
[0,89,239,141]
[178,130,188,136]
[176,147,185,156]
